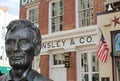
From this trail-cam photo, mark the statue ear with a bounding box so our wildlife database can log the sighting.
[34,44,41,56]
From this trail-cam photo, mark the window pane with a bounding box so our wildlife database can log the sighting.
[92,52,99,72]
[59,0,63,15]
[52,3,56,16]
[53,54,65,65]
[82,74,89,81]
[80,52,99,81]
[0,56,2,60]
[81,53,88,72]
[78,0,93,27]
[92,73,99,81]
[51,0,63,33]
[28,8,38,25]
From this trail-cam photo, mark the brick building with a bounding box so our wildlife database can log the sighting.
[19,0,120,81]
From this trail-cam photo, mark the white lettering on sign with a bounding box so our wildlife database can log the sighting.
[41,35,95,50]
[21,0,35,5]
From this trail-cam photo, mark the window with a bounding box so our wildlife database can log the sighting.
[53,54,65,65]
[27,7,39,27]
[1,27,5,40]
[78,0,94,27]
[81,52,99,81]
[0,46,4,60]
[50,0,64,33]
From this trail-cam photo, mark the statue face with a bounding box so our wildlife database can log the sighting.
[5,28,35,69]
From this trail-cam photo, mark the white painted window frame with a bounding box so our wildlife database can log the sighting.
[75,0,94,29]
[48,0,63,33]
[26,5,39,27]
[77,49,99,81]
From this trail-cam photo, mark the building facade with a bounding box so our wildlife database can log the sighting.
[19,0,120,81]
[97,0,120,81]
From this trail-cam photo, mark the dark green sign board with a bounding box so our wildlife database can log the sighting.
[64,54,70,68]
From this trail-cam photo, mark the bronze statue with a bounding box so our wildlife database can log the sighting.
[0,20,52,81]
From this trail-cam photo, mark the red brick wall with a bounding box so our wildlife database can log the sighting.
[64,0,76,30]
[19,6,26,20]
[39,0,49,35]
[67,52,76,81]
[94,0,106,24]
[40,55,49,78]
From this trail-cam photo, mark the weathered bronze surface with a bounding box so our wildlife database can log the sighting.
[0,20,52,81]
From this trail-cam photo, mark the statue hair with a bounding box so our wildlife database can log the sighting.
[5,20,41,54]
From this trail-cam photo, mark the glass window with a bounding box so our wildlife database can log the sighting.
[81,53,88,72]
[53,54,65,65]
[78,0,94,27]
[0,56,2,60]
[0,46,4,60]
[28,7,39,27]
[91,52,99,81]
[81,52,99,81]
[115,60,120,81]
[1,27,5,40]
[50,0,64,33]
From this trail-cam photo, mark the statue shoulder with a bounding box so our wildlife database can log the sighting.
[0,73,10,81]
[32,70,53,81]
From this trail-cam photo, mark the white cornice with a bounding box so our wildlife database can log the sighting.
[42,25,99,42]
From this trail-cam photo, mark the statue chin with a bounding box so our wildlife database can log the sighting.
[9,60,29,69]
[11,64,29,69]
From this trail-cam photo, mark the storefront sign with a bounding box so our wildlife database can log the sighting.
[20,0,36,5]
[65,56,70,68]
[64,53,70,68]
[42,35,95,50]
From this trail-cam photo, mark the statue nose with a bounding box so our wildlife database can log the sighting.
[14,39,19,51]
[14,43,18,51]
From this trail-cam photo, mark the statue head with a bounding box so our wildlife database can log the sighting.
[5,20,41,69]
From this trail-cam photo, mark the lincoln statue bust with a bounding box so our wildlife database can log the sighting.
[0,20,52,81]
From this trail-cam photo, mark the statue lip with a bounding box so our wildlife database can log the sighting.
[11,56,23,60]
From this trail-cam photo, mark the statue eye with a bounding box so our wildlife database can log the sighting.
[19,39,29,45]
[18,39,31,50]
[5,40,15,46]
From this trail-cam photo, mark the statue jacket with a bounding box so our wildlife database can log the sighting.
[0,69,53,81]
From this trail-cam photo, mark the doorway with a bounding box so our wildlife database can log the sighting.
[114,58,120,81]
